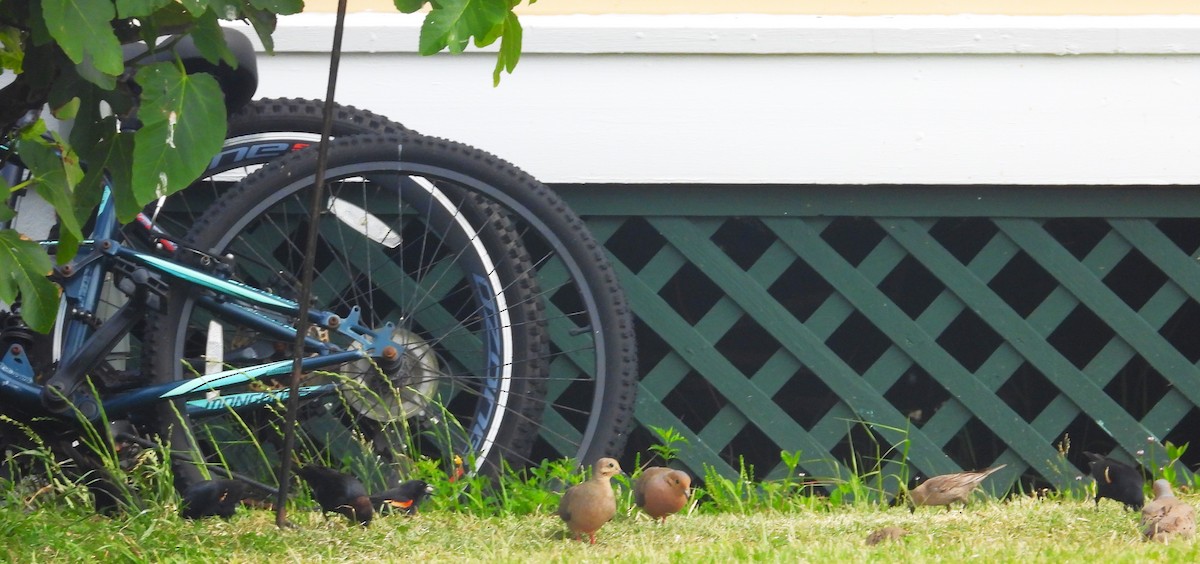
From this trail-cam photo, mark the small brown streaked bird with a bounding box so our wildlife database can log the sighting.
[633,467,691,523]
[558,457,622,544]
[865,526,909,545]
[1141,479,1196,543]
[906,464,1007,510]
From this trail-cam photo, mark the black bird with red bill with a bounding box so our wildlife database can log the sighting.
[370,480,434,515]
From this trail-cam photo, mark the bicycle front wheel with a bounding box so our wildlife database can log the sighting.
[153,132,637,475]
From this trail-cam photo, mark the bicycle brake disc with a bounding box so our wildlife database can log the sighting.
[342,327,438,422]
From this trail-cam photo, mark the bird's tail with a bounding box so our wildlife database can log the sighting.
[980,463,1008,477]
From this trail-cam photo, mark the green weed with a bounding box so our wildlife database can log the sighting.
[646,425,688,464]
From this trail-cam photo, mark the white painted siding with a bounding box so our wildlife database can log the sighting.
[247,14,1200,184]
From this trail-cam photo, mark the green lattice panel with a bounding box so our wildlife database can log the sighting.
[560,185,1200,490]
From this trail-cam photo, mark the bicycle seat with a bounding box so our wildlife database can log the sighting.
[122,27,258,114]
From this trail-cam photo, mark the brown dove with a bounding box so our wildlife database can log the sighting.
[906,464,1006,510]
[1141,479,1196,543]
[633,467,691,523]
[865,526,909,545]
[558,457,622,544]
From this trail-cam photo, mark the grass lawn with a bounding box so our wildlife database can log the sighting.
[4,492,1198,562]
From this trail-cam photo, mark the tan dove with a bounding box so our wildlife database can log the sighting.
[906,464,1006,510]
[558,458,622,544]
[865,526,909,545]
[633,467,691,523]
[1141,479,1196,543]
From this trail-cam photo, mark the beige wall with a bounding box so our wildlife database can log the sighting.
[305,1,1200,15]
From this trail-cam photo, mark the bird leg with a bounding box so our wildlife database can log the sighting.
[24,484,54,507]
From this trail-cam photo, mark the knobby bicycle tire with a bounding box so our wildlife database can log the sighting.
[152,130,636,488]
[148,98,550,489]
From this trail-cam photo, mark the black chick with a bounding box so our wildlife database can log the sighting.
[369,480,434,515]
[296,464,374,526]
[1084,451,1144,511]
[181,479,249,520]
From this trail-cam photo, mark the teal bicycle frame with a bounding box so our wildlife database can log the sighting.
[0,168,403,424]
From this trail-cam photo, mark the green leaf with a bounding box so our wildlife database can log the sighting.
[0,179,13,222]
[394,0,428,13]
[131,62,227,207]
[191,9,237,66]
[480,21,504,47]
[51,97,80,120]
[47,61,89,112]
[0,26,24,72]
[492,11,521,85]
[420,0,508,55]
[242,7,277,52]
[250,0,304,16]
[206,0,243,20]
[71,108,139,224]
[116,0,174,18]
[40,0,123,77]
[74,56,118,90]
[140,2,195,35]
[0,229,60,333]
[26,3,54,47]
[19,118,48,140]
[177,0,208,17]
[92,131,138,223]
[16,134,85,250]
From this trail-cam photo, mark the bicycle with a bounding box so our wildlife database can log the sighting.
[0,27,638,503]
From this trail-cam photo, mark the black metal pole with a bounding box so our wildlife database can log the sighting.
[274,0,349,528]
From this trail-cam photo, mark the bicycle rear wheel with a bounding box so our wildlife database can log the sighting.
[149,99,548,488]
[152,132,637,480]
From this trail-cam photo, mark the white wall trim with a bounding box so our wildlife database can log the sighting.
[267,13,1200,55]
[248,14,1200,185]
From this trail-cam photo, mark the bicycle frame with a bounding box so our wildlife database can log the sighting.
[0,159,406,425]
